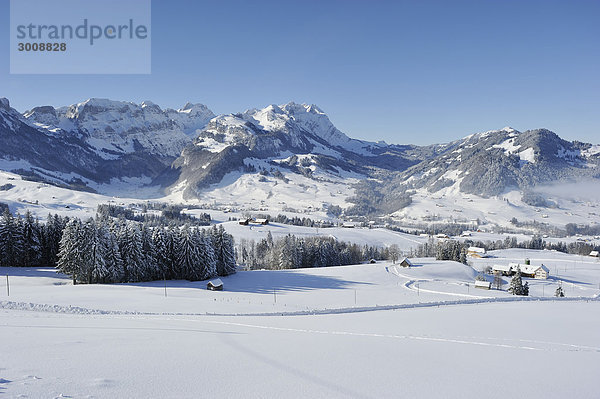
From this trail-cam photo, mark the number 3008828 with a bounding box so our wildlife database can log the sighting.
[18,42,67,51]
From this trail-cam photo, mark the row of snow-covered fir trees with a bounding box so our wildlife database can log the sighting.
[0,210,63,268]
[237,233,387,270]
[57,216,236,284]
[1,207,391,281]
[0,209,236,284]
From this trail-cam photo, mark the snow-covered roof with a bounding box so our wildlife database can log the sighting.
[493,264,513,272]
[400,257,413,266]
[208,278,223,287]
[474,280,491,287]
[467,247,486,254]
[521,264,545,274]
[494,263,549,275]
[589,250,599,257]
[254,218,268,223]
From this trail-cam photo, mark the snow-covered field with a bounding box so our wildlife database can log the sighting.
[3,302,599,399]
[2,161,600,397]
[0,170,153,220]
[1,249,599,398]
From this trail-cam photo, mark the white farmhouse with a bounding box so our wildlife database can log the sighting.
[521,264,550,279]
[492,263,549,279]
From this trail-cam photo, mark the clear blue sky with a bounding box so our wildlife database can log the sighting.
[1,0,599,145]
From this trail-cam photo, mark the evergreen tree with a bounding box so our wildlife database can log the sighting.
[21,211,41,266]
[508,268,525,295]
[0,209,25,266]
[210,225,225,275]
[140,224,157,280]
[152,228,170,279]
[216,225,236,276]
[40,213,65,266]
[165,227,180,279]
[56,219,82,278]
[459,247,468,265]
[102,226,124,283]
[177,226,201,280]
[197,229,217,280]
[277,235,293,270]
[121,223,145,282]
[555,284,565,297]
[12,216,25,266]
[75,219,109,284]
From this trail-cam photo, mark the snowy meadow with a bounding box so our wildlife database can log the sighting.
[1,245,599,398]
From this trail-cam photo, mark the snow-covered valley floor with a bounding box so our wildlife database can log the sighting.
[1,250,599,398]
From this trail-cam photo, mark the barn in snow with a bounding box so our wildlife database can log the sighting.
[207,279,224,291]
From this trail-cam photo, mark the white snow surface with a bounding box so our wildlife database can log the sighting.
[490,137,521,155]
[518,147,536,164]
[1,248,599,398]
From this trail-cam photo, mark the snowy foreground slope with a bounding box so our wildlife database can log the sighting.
[2,302,599,399]
[1,249,599,398]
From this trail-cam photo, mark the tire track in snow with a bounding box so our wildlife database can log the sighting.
[201,320,600,353]
[388,266,489,299]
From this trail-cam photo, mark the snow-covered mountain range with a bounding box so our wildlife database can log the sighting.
[385,127,600,197]
[1,96,599,225]
[23,98,214,160]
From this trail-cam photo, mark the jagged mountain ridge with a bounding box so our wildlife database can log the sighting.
[164,102,424,199]
[24,98,215,160]
[0,97,217,189]
[1,96,599,216]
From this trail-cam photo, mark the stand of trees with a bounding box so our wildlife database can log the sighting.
[466,235,599,256]
[0,208,236,284]
[237,233,387,270]
[409,238,468,264]
[97,204,211,227]
[57,220,236,284]
[409,233,599,265]
[0,210,67,267]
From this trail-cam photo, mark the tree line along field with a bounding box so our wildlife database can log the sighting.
[0,209,236,284]
[1,203,599,287]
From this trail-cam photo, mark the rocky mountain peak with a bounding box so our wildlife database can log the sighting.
[0,98,10,111]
